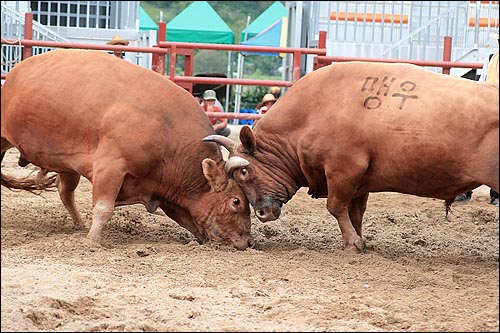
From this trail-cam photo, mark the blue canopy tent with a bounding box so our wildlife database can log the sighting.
[234,2,289,119]
[241,17,288,56]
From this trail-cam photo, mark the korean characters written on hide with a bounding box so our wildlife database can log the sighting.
[361,76,418,110]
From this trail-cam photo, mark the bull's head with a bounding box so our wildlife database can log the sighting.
[203,126,284,222]
[199,158,254,250]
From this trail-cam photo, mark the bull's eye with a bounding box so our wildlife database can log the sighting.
[241,168,248,176]
[233,198,240,206]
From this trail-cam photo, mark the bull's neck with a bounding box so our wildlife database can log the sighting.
[255,135,306,203]
[156,159,211,206]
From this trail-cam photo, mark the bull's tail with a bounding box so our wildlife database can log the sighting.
[1,137,58,194]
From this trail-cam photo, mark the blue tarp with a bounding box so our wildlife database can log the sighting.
[241,18,285,56]
[240,1,288,41]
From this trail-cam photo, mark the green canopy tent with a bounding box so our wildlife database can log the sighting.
[167,1,235,44]
[240,1,288,42]
[139,6,158,32]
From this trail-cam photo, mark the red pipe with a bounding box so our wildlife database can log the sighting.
[205,112,262,120]
[1,39,170,54]
[315,56,483,69]
[173,76,293,87]
[158,41,327,55]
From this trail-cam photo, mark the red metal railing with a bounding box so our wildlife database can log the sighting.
[1,13,485,121]
[1,14,328,92]
[313,35,483,74]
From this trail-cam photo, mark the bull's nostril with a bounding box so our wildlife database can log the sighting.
[257,210,265,216]
[248,239,255,248]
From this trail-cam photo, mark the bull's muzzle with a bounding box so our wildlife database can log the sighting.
[233,234,255,250]
[254,199,282,222]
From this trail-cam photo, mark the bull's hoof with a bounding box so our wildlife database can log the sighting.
[73,223,87,230]
[84,234,112,249]
[344,238,366,253]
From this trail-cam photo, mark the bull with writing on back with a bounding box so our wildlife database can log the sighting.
[206,61,499,252]
[1,49,253,250]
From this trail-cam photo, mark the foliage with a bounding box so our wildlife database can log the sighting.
[240,86,270,110]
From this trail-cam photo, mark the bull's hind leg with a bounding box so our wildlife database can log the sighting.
[349,193,369,238]
[1,137,14,161]
[57,172,85,229]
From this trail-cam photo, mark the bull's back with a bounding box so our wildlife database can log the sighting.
[260,62,498,195]
[1,49,213,173]
[265,61,498,135]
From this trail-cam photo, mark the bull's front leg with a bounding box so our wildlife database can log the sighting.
[324,161,369,252]
[87,162,126,246]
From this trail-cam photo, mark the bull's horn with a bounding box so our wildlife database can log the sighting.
[225,156,250,175]
[203,135,238,155]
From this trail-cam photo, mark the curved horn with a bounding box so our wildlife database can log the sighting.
[203,135,238,155]
[225,156,250,175]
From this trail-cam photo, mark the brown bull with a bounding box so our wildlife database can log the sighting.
[1,49,253,250]
[205,61,499,252]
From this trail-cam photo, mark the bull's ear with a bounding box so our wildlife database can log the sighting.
[202,158,227,192]
[240,125,256,155]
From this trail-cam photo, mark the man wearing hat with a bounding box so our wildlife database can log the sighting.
[202,90,231,137]
[107,35,129,58]
[257,93,277,115]
[253,93,277,128]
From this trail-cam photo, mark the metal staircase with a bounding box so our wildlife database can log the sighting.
[291,1,499,76]
[1,2,70,75]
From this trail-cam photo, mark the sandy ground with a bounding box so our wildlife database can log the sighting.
[1,140,499,332]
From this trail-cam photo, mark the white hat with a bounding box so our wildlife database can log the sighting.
[202,90,217,101]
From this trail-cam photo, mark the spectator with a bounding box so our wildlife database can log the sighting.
[253,93,277,128]
[107,35,129,59]
[257,93,277,116]
[455,31,499,206]
[202,90,231,137]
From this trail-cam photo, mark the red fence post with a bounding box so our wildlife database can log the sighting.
[442,36,452,75]
[23,13,33,59]
[292,51,302,82]
[318,31,327,49]
[314,31,327,70]
[152,22,167,75]
[170,45,177,81]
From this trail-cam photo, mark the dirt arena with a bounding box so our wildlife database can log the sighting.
[1,142,499,332]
